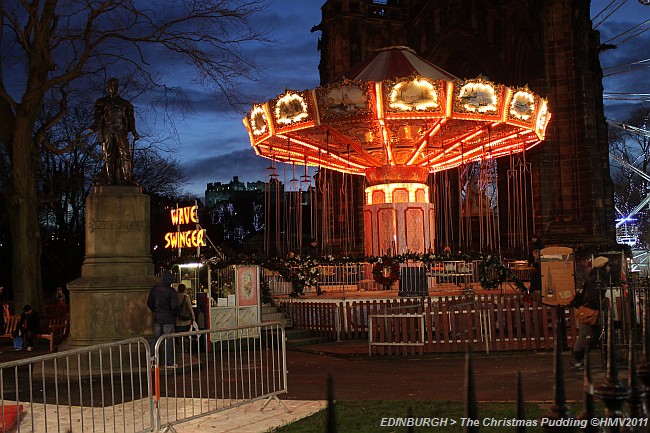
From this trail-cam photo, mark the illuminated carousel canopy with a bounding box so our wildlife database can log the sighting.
[244,46,550,185]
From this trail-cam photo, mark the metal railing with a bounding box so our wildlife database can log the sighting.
[153,322,288,432]
[263,260,485,296]
[0,338,153,433]
[0,322,288,433]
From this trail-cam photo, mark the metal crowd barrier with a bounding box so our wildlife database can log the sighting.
[153,322,288,432]
[0,322,288,433]
[263,269,294,295]
[0,338,153,433]
[318,263,370,292]
[263,260,485,296]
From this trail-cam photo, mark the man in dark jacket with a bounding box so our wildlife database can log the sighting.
[147,271,179,367]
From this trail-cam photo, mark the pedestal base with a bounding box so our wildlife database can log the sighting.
[67,185,157,347]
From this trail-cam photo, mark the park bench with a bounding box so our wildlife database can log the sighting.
[1,315,20,341]
[1,315,68,352]
[36,317,69,352]
[44,303,70,318]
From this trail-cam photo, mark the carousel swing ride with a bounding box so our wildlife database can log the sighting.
[244,47,551,259]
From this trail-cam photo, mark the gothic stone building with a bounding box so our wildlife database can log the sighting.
[311,0,615,254]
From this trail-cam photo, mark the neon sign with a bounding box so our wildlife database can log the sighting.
[170,205,198,225]
[164,204,206,249]
[164,230,205,249]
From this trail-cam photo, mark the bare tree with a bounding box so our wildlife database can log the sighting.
[0,0,269,309]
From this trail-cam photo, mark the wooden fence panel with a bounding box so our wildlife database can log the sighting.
[279,294,578,354]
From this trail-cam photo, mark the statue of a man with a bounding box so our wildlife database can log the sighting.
[91,78,140,185]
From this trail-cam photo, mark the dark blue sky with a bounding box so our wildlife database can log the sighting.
[169,0,649,199]
[175,1,322,198]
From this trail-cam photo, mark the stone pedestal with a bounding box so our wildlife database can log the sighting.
[66,185,157,348]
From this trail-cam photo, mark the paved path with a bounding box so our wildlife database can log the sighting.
[283,340,607,402]
[1,340,613,433]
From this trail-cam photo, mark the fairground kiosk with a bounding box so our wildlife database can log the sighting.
[164,202,261,344]
[206,265,261,340]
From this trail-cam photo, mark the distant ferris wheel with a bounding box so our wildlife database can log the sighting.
[592,1,650,253]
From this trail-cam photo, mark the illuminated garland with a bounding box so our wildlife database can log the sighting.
[477,255,510,290]
[372,257,401,287]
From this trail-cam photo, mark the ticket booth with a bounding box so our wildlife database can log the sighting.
[206,265,261,341]
[175,262,210,301]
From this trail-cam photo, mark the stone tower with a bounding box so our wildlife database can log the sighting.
[312,0,615,248]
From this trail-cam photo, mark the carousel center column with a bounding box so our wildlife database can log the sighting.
[363,165,435,256]
[66,185,157,347]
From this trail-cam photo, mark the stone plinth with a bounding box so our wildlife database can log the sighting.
[66,185,157,348]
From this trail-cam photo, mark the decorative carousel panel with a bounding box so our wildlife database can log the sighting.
[505,88,537,126]
[384,77,445,116]
[371,189,386,204]
[535,99,551,140]
[393,188,409,203]
[271,90,313,130]
[415,188,427,203]
[315,81,374,122]
[429,208,435,248]
[378,208,397,255]
[452,78,505,121]
[405,207,425,253]
[363,210,374,254]
[247,104,271,142]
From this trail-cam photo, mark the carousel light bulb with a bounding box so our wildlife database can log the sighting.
[365,183,430,204]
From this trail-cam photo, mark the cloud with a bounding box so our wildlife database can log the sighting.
[181,149,272,197]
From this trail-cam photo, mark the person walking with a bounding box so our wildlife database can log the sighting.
[570,256,610,368]
[147,271,179,368]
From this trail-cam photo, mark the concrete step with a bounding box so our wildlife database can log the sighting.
[260,304,293,328]
[262,312,286,322]
[261,305,279,315]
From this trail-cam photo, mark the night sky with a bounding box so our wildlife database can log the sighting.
[146,1,650,199]
[174,1,322,198]
[12,0,632,200]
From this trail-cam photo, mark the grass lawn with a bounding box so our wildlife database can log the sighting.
[270,400,592,433]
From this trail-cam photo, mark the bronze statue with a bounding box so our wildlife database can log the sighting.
[91,78,140,185]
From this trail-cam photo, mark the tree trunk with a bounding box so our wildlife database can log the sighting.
[9,114,43,313]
